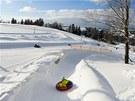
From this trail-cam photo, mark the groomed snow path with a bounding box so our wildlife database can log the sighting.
[7,49,119,101]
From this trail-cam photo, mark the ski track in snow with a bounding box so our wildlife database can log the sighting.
[7,50,91,101]
[6,50,121,101]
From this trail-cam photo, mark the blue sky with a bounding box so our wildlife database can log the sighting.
[0,0,106,21]
[0,0,135,24]
[1,0,105,10]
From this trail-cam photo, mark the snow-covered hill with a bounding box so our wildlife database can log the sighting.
[0,24,135,101]
[0,23,87,49]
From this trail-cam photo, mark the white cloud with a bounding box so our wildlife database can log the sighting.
[20,6,37,13]
[43,9,84,20]
[6,0,12,4]
[19,7,83,19]
[1,0,12,4]
[90,0,105,4]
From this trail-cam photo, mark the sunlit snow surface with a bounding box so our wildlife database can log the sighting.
[0,23,135,101]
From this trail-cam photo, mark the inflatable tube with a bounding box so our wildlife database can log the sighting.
[56,80,73,91]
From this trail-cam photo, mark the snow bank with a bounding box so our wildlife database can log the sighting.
[80,53,135,101]
[71,59,119,101]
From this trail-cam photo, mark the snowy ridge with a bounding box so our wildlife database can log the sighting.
[72,59,118,101]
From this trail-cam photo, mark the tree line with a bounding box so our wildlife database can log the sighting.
[11,18,44,26]
[83,27,135,46]
[68,24,81,36]
[11,18,81,35]
[11,18,63,30]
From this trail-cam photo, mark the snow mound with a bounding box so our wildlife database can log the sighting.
[71,59,119,101]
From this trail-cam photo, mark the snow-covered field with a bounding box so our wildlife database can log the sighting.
[0,23,135,101]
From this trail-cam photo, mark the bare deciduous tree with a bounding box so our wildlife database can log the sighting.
[85,0,133,64]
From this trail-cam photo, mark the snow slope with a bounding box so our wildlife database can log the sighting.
[7,50,119,101]
[0,23,86,49]
[0,24,135,101]
[6,50,135,101]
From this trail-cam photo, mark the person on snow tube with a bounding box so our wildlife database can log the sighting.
[60,77,72,88]
[58,77,68,88]
[56,77,73,91]
[61,77,68,85]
